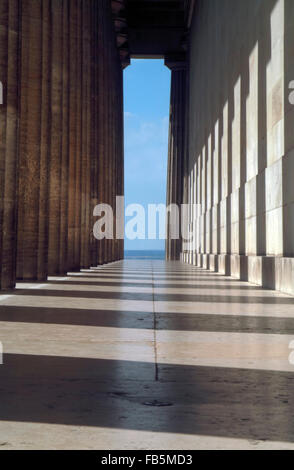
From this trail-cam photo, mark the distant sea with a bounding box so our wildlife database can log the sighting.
[124,250,165,260]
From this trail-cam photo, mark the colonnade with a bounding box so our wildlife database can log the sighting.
[166,62,187,261]
[0,0,124,290]
[175,0,294,296]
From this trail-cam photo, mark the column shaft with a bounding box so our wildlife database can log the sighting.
[74,0,82,270]
[59,0,70,274]
[80,0,91,269]
[0,0,21,289]
[166,68,186,261]
[91,0,104,266]
[48,0,63,275]
[68,0,77,271]
[17,0,44,280]
[38,0,51,280]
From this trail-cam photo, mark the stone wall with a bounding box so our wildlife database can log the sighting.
[181,0,294,295]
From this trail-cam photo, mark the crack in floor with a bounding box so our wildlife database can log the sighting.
[151,261,159,382]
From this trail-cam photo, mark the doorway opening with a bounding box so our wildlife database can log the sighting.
[123,59,171,260]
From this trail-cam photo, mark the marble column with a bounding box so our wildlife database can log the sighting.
[105,2,111,265]
[115,55,124,261]
[80,0,91,269]
[48,0,64,275]
[119,67,125,260]
[47,0,70,276]
[58,0,70,275]
[90,0,99,266]
[110,27,117,263]
[68,0,78,271]
[0,0,21,289]
[283,0,294,258]
[17,0,46,281]
[92,1,107,265]
[73,0,82,271]
[165,61,187,261]
[114,65,119,262]
[89,0,125,266]
[38,0,51,280]
[110,56,115,263]
[103,0,111,265]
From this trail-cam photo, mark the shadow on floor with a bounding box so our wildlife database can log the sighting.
[0,353,294,443]
[0,305,294,335]
[44,280,266,291]
[11,288,294,305]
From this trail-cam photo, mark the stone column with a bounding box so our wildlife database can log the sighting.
[165,59,186,261]
[73,0,82,271]
[80,0,91,269]
[111,30,117,263]
[105,3,111,264]
[90,0,99,266]
[103,0,110,265]
[114,62,122,262]
[283,0,294,258]
[48,0,71,276]
[48,0,64,275]
[68,0,77,271]
[119,67,125,260]
[38,0,51,280]
[111,58,115,263]
[17,0,51,281]
[90,0,125,266]
[58,0,70,275]
[119,66,125,260]
[0,0,21,289]
[108,35,113,265]
[96,0,105,266]
[114,49,125,262]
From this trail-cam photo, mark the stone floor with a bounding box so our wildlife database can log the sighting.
[0,260,294,449]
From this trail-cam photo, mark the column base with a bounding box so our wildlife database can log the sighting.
[202,254,210,270]
[231,255,248,281]
[209,254,219,272]
[218,255,231,276]
[180,253,294,296]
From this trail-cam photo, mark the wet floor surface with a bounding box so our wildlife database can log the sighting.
[0,260,294,449]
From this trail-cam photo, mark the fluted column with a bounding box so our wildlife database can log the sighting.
[67,0,77,271]
[89,0,98,266]
[0,0,21,289]
[115,62,124,261]
[58,0,70,274]
[17,0,43,280]
[80,0,91,269]
[119,67,125,260]
[100,0,110,265]
[165,60,187,261]
[73,0,82,270]
[110,60,115,263]
[110,19,116,263]
[96,0,104,265]
[38,0,51,280]
[105,1,111,264]
[48,0,64,275]
[114,67,119,262]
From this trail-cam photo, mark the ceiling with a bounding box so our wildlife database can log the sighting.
[111,0,196,67]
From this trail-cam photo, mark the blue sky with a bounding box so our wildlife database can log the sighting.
[124,59,171,251]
